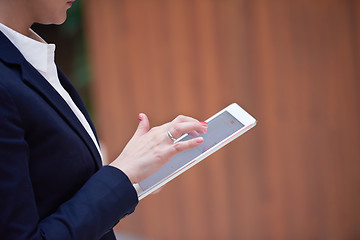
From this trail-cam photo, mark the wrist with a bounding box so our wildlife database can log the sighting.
[109,161,137,184]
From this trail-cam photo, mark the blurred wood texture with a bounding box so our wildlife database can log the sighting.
[84,0,360,239]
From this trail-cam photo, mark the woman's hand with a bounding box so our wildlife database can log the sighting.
[110,113,208,184]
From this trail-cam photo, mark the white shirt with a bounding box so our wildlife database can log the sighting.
[0,23,103,161]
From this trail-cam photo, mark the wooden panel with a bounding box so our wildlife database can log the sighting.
[84,0,360,239]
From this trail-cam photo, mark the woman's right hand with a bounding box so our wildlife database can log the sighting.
[110,113,208,184]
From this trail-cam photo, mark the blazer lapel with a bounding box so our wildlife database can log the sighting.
[57,68,103,168]
[0,31,102,168]
[57,69,98,144]
[20,63,103,169]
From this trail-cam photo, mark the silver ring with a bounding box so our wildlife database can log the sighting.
[167,131,176,142]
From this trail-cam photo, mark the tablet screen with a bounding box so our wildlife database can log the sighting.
[139,111,245,190]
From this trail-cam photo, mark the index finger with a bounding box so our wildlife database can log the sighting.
[168,121,207,139]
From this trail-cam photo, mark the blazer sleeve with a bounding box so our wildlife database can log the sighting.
[0,83,139,239]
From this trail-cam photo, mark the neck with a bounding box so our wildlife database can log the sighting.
[0,1,34,37]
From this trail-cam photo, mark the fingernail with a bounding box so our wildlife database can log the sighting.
[138,114,142,121]
[200,122,208,127]
[196,137,204,143]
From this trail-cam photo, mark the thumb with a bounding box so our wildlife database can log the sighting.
[134,113,150,137]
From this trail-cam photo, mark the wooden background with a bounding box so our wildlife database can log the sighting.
[84,0,360,239]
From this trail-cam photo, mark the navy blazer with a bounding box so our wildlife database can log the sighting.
[0,31,138,239]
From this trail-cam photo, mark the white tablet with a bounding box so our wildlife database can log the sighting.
[134,103,257,200]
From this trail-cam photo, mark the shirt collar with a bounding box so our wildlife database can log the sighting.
[0,22,55,73]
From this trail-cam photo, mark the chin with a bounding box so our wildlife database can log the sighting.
[53,13,68,25]
[37,13,68,25]
[55,18,67,25]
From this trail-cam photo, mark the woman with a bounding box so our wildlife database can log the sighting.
[0,0,208,239]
